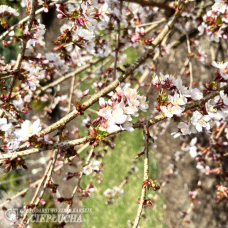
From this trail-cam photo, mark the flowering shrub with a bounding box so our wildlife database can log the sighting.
[1,0,228,227]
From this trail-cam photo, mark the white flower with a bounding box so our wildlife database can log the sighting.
[33,29,45,41]
[13,95,24,111]
[212,0,227,13]
[0,118,7,131]
[152,75,159,86]
[29,66,45,80]
[1,122,13,135]
[90,159,100,171]
[83,165,93,175]
[16,119,42,140]
[205,98,226,120]
[172,122,190,138]
[212,61,228,80]
[106,123,121,133]
[24,94,32,103]
[111,108,127,125]
[160,104,184,118]
[45,53,68,71]
[121,121,134,132]
[175,79,190,97]
[138,96,149,111]
[190,88,203,100]
[198,22,206,36]
[27,75,39,90]
[191,111,211,132]
[169,93,187,106]
[113,186,124,194]
[0,5,19,16]
[178,122,191,134]
[124,88,139,107]
[196,162,209,173]
[99,3,110,22]
[98,106,112,119]
[160,73,176,86]
[75,27,94,40]
[123,106,138,115]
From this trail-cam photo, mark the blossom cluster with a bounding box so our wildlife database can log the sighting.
[96,84,148,133]
[0,117,42,151]
[83,159,101,175]
[198,0,228,42]
[152,63,228,139]
[0,5,19,29]
[0,5,19,17]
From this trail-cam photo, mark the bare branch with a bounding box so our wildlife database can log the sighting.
[133,125,149,228]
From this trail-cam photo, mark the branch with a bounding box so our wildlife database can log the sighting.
[64,146,95,214]
[182,22,193,89]
[133,125,149,228]
[113,1,122,80]
[31,10,181,137]
[20,125,61,226]
[0,143,89,209]
[67,76,75,113]
[7,0,37,97]
[11,11,178,155]
[37,19,164,94]
[1,83,227,161]
[0,108,19,123]
[37,57,104,94]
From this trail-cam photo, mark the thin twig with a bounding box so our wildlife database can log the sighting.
[7,0,37,98]
[2,79,227,161]
[67,76,75,113]
[21,129,61,226]
[113,1,122,80]
[183,22,193,89]
[8,8,182,155]
[0,143,89,209]
[0,108,19,123]
[65,146,95,214]
[133,125,149,228]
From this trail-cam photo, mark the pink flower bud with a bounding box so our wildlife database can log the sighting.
[140,27,145,35]
[99,97,106,108]
[40,199,46,205]
[57,14,65,19]
[92,117,101,125]
[81,89,90,98]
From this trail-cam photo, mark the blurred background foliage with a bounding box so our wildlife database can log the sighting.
[0,0,20,63]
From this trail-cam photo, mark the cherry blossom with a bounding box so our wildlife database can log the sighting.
[191,111,211,132]
[97,85,149,133]
[190,88,203,100]
[0,5,19,17]
[15,119,42,141]
[205,98,226,120]
[212,61,228,80]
